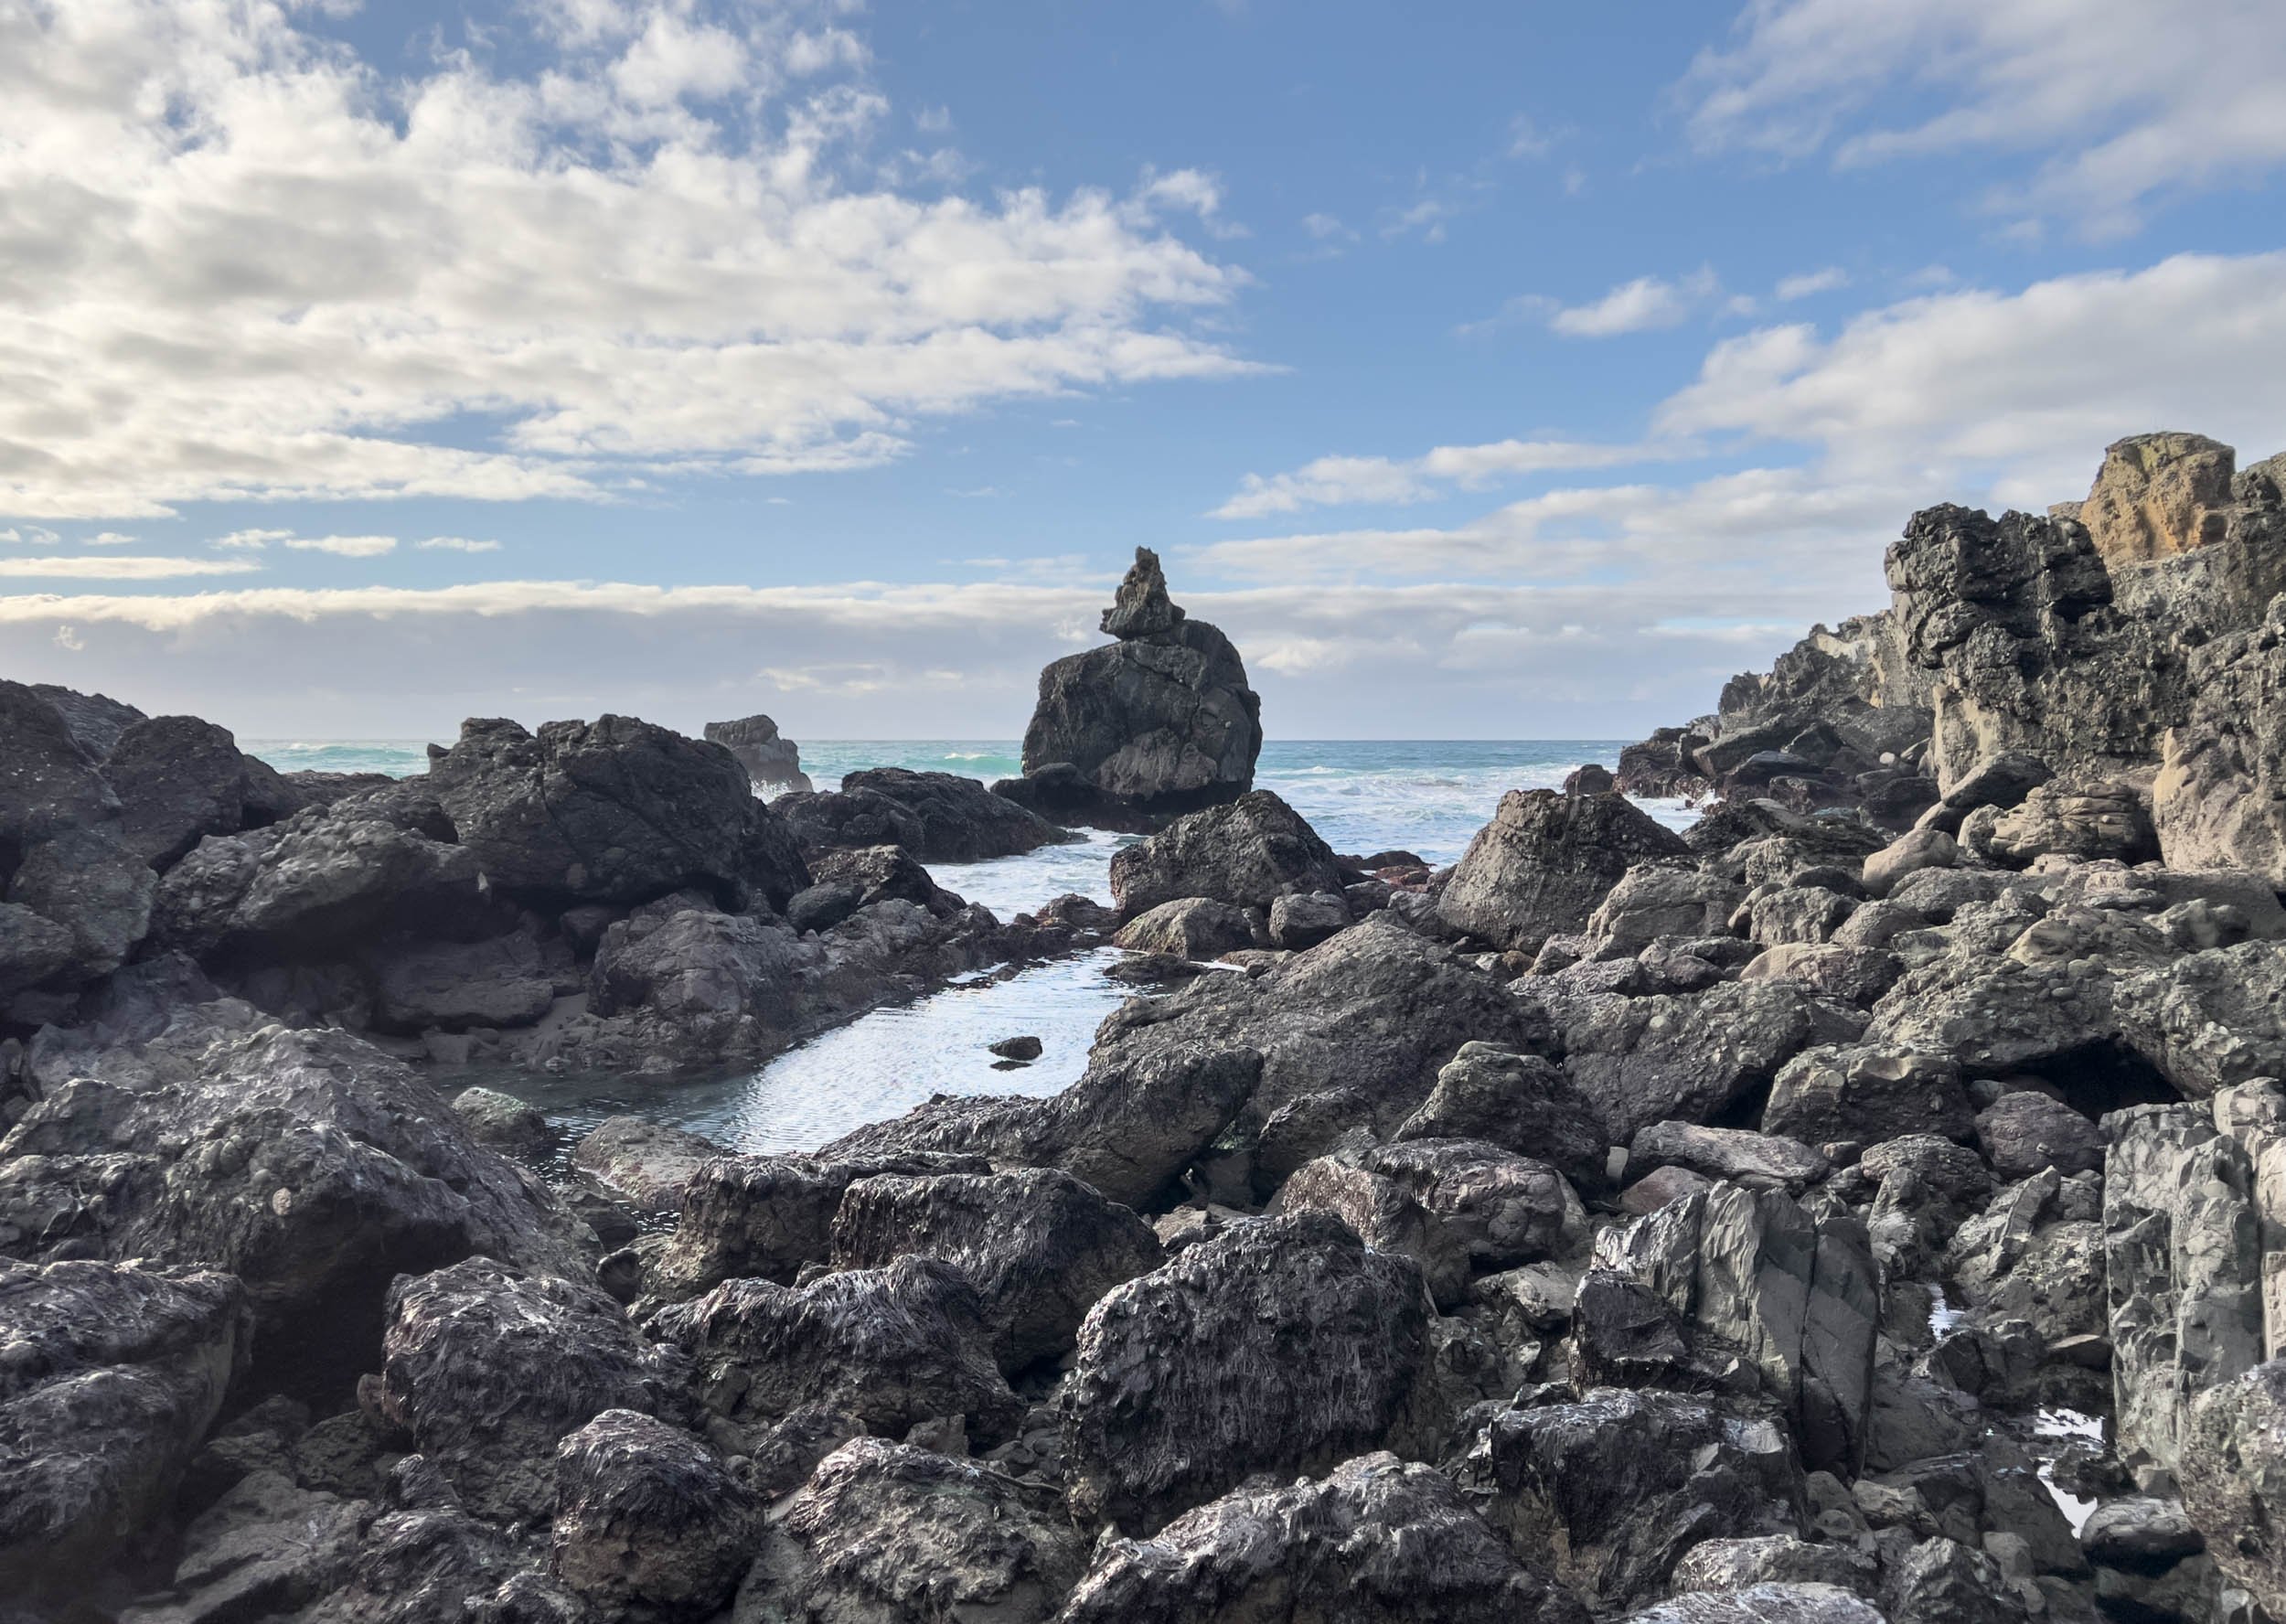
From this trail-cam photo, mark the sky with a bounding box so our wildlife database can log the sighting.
[4,0,2285,742]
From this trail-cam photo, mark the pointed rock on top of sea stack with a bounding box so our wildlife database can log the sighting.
[1101,546,1187,639]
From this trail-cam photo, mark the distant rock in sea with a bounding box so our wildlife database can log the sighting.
[705,713,813,793]
[995,546,1262,829]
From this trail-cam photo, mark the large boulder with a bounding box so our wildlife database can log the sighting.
[828,1167,1164,1369]
[646,1256,1020,1439]
[426,714,809,910]
[0,1005,591,1391]
[1760,1044,1976,1149]
[1107,790,1344,918]
[775,765,1067,862]
[1451,1388,1803,1613]
[1277,1137,1579,1309]
[1439,790,1690,953]
[550,1410,756,1622]
[703,713,810,792]
[2074,431,2237,570]
[1061,1211,1428,1532]
[102,715,298,871]
[2113,940,2286,1097]
[1008,548,1263,822]
[1113,896,1257,959]
[369,1258,689,1523]
[1394,1042,1613,1193]
[0,1260,251,1603]
[1586,860,1746,952]
[745,1437,1084,1623]
[1057,1451,1587,1624]
[1533,979,1866,1143]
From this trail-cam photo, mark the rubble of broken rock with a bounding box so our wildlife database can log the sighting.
[5,433,2286,1623]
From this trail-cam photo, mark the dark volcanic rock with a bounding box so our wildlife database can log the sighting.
[426,714,809,910]
[0,1007,590,1390]
[1452,1387,1803,1613]
[1533,979,1866,1143]
[776,765,1068,862]
[1108,789,1344,917]
[1061,1211,1428,1532]
[550,1409,756,1622]
[29,682,146,761]
[828,1167,1164,1369]
[1974,1090,2105,1178]
[1277,1137,1578,1309]
[2182,1359,2286,1618]
[1438,790,1690,953]
[102,715,272,870]
[703,713,810,792]
[647,1256,1020,1439]
[1623,1585,1885,1624]
[1058,1450,1587,1624]
[370,1257,689,1523]
[1394,1041,1614,1192]
[1113,895,1258,959]
[641,1150,993,1304]
[366,930,557,1033]
[1009,548,1263,821]
[746,1437,1084,1623]
[2155,602,2286,883]
[0,1259,251,1602]
[1761,1044,1976,1149]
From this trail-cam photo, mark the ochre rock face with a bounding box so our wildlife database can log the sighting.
[2074,431,2235,570]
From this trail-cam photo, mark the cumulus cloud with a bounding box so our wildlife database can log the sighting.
[1212,439,1680,518]
[284,536,399,558]
[1678,0,2286,234]
[1775,267,1850,301]
[418,537,505,552]
[0,0,1254,520]
[1545,270,1724,337]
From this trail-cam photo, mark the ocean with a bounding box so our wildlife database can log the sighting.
[250,739,1691,1153]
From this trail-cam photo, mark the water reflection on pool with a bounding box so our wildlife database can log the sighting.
[518,947,1137,1155]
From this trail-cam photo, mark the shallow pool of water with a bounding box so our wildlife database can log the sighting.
[516,947,1137,1156]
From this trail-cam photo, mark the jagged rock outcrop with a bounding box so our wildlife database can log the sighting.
[1438,790,1689,953]
[774,766,1070,862]
[999,548,1262,825]
[1061,1212,1428,1532]
[0,1260,251,1602]
[1057,1451,1588,1624]
[369,1258,689,1523]
[1452,1387,1803,1613]
[646,1256,1021,1440]
[2069,431,2238,570]
[828,1166,1164,1368]
[426,714,810,910]
[703,713,811,792]
[744,1438,1084,1623]
[1394,1042,1614,1193]
[0,1002,590,1391]
[550,1409,756,1622]
[1107,789,1345,918]
[2181,1360,2286,1618]
[2154,598,2286,884]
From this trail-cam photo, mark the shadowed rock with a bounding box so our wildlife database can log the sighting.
[1439,790,1689,953]
[829,1166,1163,1370]
[1393,1042,1613,1193]
[704,713,810,792]
[775,766,1070,862]
[1058,1451,1587,1624]
[1061,1211,1428,1532]
[550,1410,756,1622]
[1108,790,1345,918]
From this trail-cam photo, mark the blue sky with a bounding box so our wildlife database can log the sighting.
[4,0,2284,739]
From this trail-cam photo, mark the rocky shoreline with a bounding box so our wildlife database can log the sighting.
[4,438,2286,1623]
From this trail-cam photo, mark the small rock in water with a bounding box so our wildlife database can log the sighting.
[989,1034,1043,1062]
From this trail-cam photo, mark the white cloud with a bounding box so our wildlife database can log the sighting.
[1775,267,1850,301]
[1301,212,1352,241]
[1678,0,2286,235]
[53,625,82,651]
[83,531,138,547]
[418,537,504,552]
[214,529,294,551]
[0,1,1254,521]
[0,556,262,580]
[1507,115,1561,160]
[1212,440,1678,519]
[1545,270,1723,337]
[284,536,399,559]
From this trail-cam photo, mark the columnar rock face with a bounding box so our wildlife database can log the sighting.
[703,713,811,792]
[2154,601,2286,883]
[1003,547,1262,824]
[1438,789,1690,953]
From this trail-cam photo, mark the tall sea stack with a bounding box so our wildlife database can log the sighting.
[997,547,1262,829]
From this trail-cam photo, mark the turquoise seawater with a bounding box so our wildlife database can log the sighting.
[250,737,1689,1150]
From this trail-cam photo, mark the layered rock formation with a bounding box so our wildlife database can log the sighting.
[702,712,812,792]
[996,547,1262,828]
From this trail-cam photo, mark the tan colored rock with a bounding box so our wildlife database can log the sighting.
[2077,431,2235,570]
